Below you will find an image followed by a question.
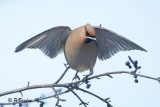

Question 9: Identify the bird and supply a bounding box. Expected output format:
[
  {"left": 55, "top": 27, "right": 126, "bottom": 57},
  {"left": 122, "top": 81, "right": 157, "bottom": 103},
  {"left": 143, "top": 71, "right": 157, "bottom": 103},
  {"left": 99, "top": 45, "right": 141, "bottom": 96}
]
[{"left": 15, "top": 23, "right": 147, "bottom": 77}]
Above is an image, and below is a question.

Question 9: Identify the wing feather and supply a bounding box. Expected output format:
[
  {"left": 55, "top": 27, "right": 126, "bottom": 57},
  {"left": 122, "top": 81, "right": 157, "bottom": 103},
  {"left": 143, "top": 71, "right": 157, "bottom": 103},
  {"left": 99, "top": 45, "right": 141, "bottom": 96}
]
[
  {"left": 15, "top": 26, "right": 71, "bottom": 58},
  {"left": 94, "top": 26, "right": 147, "bottom": 60}
]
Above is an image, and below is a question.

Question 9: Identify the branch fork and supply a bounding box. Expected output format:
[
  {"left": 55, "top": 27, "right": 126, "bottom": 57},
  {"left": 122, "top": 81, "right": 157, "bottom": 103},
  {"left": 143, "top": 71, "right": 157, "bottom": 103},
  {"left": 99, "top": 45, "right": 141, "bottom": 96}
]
[{"left": 0, "top": 56, "right": 159, "bottom": 107}]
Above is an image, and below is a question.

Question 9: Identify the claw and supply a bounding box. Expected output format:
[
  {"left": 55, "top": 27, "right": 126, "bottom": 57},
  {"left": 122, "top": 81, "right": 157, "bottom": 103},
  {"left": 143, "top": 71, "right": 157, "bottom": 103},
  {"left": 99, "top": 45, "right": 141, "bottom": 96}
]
[{"left": 83, "top": 69, "right": 93, "bottom": 83}]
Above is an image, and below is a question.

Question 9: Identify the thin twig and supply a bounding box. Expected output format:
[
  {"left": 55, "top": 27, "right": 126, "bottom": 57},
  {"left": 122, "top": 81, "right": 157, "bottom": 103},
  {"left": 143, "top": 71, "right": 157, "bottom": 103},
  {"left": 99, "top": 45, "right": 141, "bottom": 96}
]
[
  {"left": 1, "top": 57, "right": 156, "bottom": 106},
  {"left": 0, "top": 89, "right": 70, "bottom": 105},
  {"left": 0, "top": 71, "right": 159, "bottom": 97},
  {"left": 78, "top": 88, "right": 112, "bottom": 107},
  {"left": 51, "top": 87, "right": 65, "bottom": 106},
  {"left": 0, "top": 70, "right": 159, "bottom": 106},
  {"left": 87, "top": 71, "right": 160, "bottom": 82},
  {"left": 54, "top": 66, "right": 70, "bottom": 84},
  {"left": 67, "top": 87, "right": 88, "bottom": 107},
  {"left": 20, "top": 91, "right": 23, "bottom": 97},
  {"left": 27, "top": 81, "right": 30, "bottom": 87}
]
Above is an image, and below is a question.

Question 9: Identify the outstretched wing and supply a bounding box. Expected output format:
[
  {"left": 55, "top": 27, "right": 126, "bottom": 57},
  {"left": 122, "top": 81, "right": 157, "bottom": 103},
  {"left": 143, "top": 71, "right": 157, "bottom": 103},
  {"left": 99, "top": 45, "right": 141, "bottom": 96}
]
[
  {"left": 94, "top": 26, "right": 147, "bottom": 60},
  {"left": 15, "top": 26, "right": 71, "bottom": 58}
]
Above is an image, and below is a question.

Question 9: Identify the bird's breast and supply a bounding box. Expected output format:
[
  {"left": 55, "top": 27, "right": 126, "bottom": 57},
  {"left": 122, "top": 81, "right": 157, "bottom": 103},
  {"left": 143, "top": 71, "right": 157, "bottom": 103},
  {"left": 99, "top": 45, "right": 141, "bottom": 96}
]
[{"left": 64, "top": 28, "right": 97, "bottom": 72}]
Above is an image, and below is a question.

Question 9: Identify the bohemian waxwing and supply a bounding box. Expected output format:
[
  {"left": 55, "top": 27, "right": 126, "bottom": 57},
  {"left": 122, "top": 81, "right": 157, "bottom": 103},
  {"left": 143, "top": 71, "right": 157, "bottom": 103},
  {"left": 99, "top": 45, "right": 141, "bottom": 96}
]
[{"left": 15, "top": 23, "right": 147, "bottom": 76}]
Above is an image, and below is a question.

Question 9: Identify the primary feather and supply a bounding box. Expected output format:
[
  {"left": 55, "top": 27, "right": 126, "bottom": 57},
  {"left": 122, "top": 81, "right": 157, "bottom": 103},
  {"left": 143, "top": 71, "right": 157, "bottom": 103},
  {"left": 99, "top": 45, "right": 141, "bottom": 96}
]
[
  {"left": 15, "top": 26, "right": 71, "bottom": 58},
  {"left": 94, "top": 26, "right": 147, "bottom": 60}
]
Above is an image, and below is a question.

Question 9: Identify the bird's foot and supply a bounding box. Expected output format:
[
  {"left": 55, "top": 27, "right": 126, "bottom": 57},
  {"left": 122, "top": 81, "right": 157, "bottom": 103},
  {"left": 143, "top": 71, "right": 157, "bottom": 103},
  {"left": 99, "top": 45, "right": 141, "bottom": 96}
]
[
  {"left": 64, "top": 63, "right": 69, "bottom": 68},
  {"left": 83, "top": 70, "right": 93, "bottom": 83},
  {"left": 72, "top": 71, "right": 80, "bottom": 81}
]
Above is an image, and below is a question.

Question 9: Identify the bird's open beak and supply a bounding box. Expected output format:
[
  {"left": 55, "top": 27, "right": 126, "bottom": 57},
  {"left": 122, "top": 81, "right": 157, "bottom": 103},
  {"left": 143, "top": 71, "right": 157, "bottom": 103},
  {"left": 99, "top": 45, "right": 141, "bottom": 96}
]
[{"left": 87, "top": 37, "right": 97, "bottom": 41}]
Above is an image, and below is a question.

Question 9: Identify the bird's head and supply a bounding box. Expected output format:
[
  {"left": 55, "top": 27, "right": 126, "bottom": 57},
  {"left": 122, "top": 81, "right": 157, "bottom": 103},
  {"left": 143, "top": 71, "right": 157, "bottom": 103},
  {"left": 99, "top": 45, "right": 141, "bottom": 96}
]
[{"left": 84, "top": 23, "right": 96, "bottom": 44}]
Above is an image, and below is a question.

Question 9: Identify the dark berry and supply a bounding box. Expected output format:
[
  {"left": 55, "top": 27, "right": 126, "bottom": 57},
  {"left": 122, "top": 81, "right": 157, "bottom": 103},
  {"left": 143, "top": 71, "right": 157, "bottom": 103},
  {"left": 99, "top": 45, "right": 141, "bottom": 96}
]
[
  {"left": 86, "top": 84, "right": 91, "bottom": 89},
  {"left": 129, "top": 65, "right": 132, "bottom": 69},
  {"left": 107, "top": 103, "right": 111, "bottom": 107},
  {"left": 40, "top": 102, "right": 44, "bottom": 107},
  {"left": 135, "top": 79, "right": 138, "bottom": 83},
  {"left": 19, "top": 103, "right": 22, "bottom": 107},
  {"left": 125, "top": 61, "right": 130, "bottom": 66},
  {"left": 133, "top": 60, "right": 138, "bottom": 68}
]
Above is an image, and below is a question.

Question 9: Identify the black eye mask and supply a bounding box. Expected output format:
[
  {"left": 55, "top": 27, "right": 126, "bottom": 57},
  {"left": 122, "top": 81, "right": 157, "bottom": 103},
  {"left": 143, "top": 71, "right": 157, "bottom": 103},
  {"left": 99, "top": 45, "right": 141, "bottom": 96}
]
[{"left": 84, "top": 38, "right": 92, "bottom": 43}]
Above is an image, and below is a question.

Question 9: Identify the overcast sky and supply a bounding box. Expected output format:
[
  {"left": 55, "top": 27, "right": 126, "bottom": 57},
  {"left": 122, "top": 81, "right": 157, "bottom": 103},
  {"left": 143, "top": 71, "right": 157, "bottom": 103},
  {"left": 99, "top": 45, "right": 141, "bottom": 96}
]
[{"left": 0, "top": 0, "right": 160, "bottom": 107}]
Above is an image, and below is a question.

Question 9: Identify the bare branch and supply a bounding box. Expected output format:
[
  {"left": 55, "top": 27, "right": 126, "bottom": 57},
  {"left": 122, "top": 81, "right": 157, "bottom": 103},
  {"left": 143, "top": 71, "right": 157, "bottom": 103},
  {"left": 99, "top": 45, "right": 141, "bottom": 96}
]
[
  {"left": 0, "top": 63, "right": 159, "bottom": 106},
  {"left": 20, "top": 91, "right": 23, "bottom": 97},
  {"left": 0, "top": 70, "right": 159, "bottom": 98},
  {"left": 67, "top": 87, "right": 88, "bottom": 107},
  {"left": 51, "top": 87, "right": 66, "bottom": 106},
  {"left": 0, "top": 89, "right": 70, "bottom": 105},
  {"left": 78, "top": 88, "right": 112, "bottom": 107},
  {"left": 54, "top": 66, "right": 70, "bottom": 84}
]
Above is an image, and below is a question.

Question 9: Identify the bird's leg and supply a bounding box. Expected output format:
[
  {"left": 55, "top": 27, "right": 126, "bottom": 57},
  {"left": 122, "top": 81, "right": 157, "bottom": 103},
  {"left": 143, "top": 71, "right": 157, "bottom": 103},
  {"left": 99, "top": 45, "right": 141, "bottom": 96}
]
[
  {"left": 64, "top": 63, "right": 69, "bottom": 68},
  {"left": 83, "top": 69, "right": 93, "bottom": 83},
  {"left": 72, "top": 70, "right": 80, "bottom": 81},
  {"left": 87, "top": 70, "right": 93, "bottom": 77}
]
